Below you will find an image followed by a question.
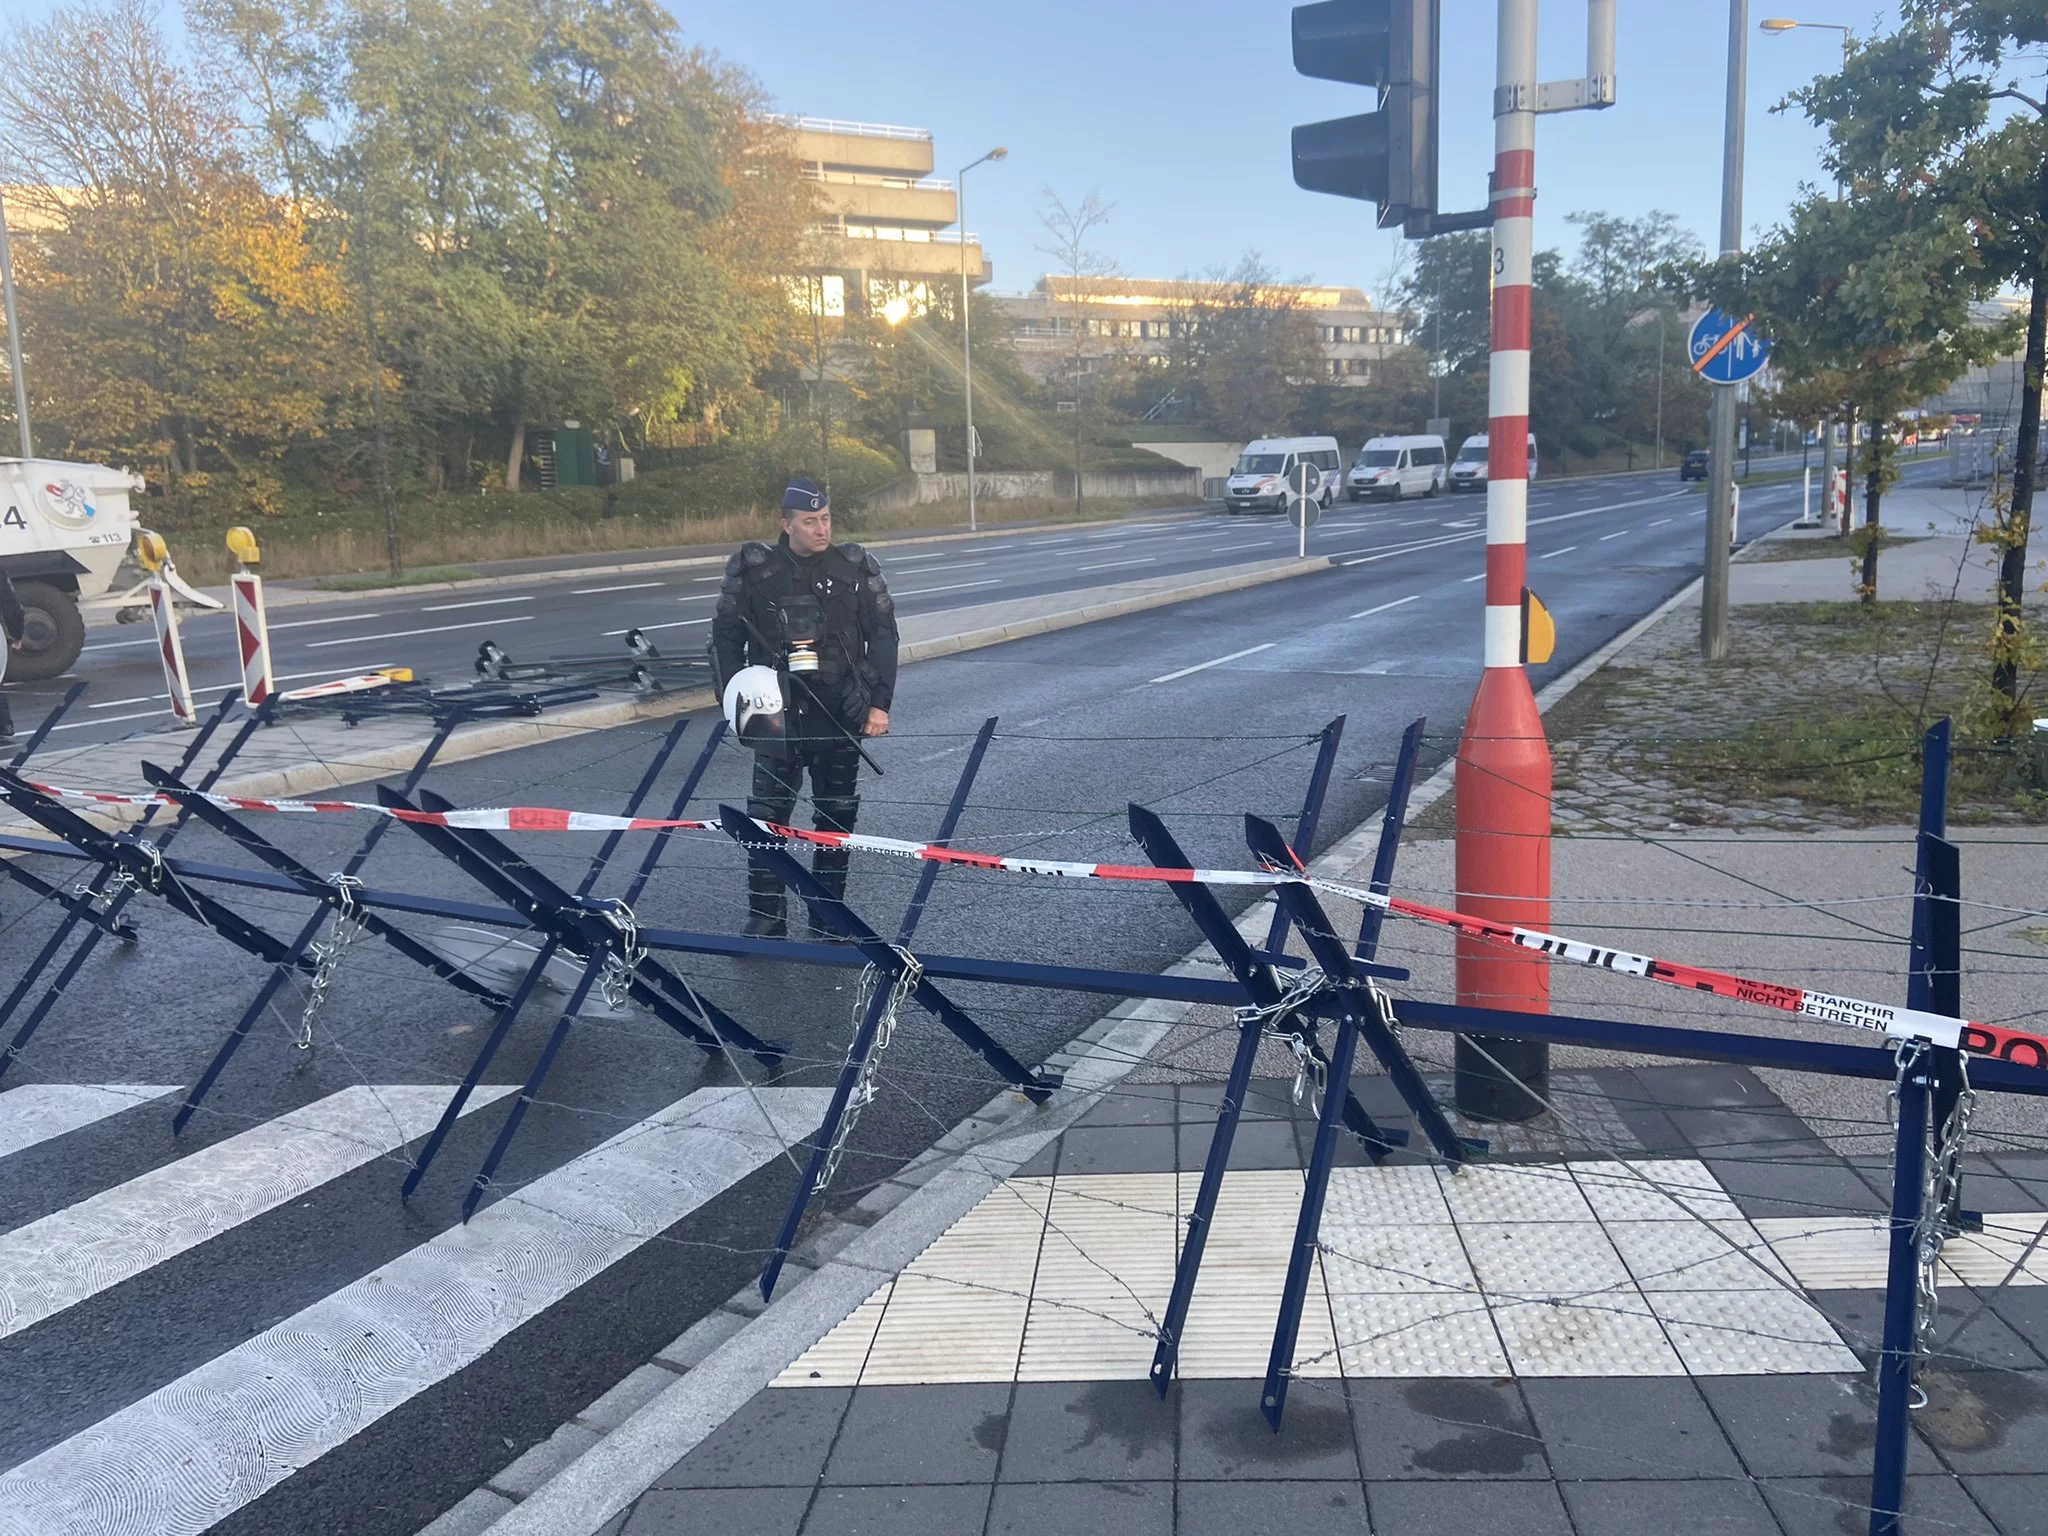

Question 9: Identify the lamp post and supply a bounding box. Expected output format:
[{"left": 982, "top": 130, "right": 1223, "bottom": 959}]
[
  {"left": 1702, "top": 0, "right": 1748, "bottom": 663},
  {"left": 957, "top": 146, "right": 1007, "bottom": 532},
  {"left": 1761, "top": 19, "right": 1851, "bottom": 195}
]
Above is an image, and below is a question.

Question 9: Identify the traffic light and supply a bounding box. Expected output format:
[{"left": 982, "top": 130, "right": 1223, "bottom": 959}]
[{"left": 1290, "top": 0, "right": 1438, "bottom": 231}]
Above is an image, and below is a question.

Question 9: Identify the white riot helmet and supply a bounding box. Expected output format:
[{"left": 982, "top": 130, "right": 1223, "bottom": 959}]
[{"left": 722, "top": 664, "right": 786, "bottom": 746}]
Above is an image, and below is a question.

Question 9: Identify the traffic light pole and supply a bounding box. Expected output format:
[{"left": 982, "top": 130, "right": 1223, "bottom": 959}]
[{"left": 1452, "top": 0, "right": 1551, "bottom": 1120}]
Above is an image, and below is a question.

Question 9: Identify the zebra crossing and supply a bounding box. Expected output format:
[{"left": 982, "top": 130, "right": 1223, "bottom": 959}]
[{"left": 0, "top": 1081, "right": 831, "bottom": 1536}]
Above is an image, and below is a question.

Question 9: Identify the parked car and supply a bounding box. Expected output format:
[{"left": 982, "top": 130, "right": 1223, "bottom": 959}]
[
  {"left": 1346, "top": 434, "right": 1447, "bottom": 501},
  {"left": 1680, "top": 449, "right": 1709, "bottom": 481},
  {"left": 1446, "top": 432, "right": 1539, "bottom": 493},
  {"left": 1224, "top": 436, "right": 1342, "bottom": 513}
]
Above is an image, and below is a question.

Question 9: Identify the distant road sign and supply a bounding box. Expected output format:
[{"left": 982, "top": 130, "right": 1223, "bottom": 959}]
[
  {"left": 1287, "top": 494, "right": 1321, "bottom": 530},
  {"left": 1688, "top": 308, "right": 1770, "bottom": 385},
  {"left": 1285, "top": 462, "right": 1319, "bottom": 498}
]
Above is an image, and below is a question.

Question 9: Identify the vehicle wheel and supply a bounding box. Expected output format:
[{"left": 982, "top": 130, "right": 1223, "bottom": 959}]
[
  {"left": 9, "top": 581, "right": 86, "bottom": 681},
  {"left": 1348, "top": 491, "right": 1362, "bottom": 502},
  {"left": 1390, "top": 480, "right": 1403, "bottom": 502},
  {"left": 1425, "top": 477, "right": 1439, "bottom": 499}
]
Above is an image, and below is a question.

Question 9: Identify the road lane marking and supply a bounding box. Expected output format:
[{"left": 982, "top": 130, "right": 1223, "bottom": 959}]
[
  {"left": 304, "top": 615, "right": 534, "bottom": 648},
  {"left": 881, "top": 551, "right": 953, "bottom": 562},
  {"left": 0, "top": 1086, "right": 518, "bottom": 1341},
  {"left": 1599, "top": 530, "right": 1629, "bottom": 541},
  {"left": 894, "top": 578, "right": 1003, "bottom": 598},
  {"left": 419, "top": 596, "right": 535, "bottom": 613},
  {"left": 603, "top": 618, "right": 709, "bottom": 636},
  {"left": 569, "top": 581, "right": 665, "bottom": 595},
  {"left": 0, "top": 1087, "right": 830, "bottom": 1536},
  {"left": 270, "top": 612, "right": 385, "bottom": 631},
  {"left": 908, "top": 561, "right": 989, "bottom": 575},
  {"left": 1649, "top": 518, "right": 1671, "bottom": 526},
  {"left": 1463, "top": 573, "right": 1486, "bottom": 582},
  {"left": 1206, "top": 542, "right": 1279, "bottom": 554},
  {"left": 1350, "top": 594, "right": 1421, "bottom": 619},
  {"left": 1076, "top": 558, "right": 1156, "bottom": 573},
  {"left": 1149, "top": 642, "right": 1276, "bottom": 684},
  {"left": 1540, "top": 546, "right": 1578, "bottom": 559},
  {"left": 0, "top": 1085, "right": 175, "bottom": 1161}
]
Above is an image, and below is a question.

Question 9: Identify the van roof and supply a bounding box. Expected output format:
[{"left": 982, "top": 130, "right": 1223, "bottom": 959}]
[{"left": 1243, "top": 436, "right": 1338, "bottom": 449}]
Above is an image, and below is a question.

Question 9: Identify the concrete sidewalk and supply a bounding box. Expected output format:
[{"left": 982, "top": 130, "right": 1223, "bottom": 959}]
[
  {"left": 1720, "top": 482, "right": 2017, "bottom": 607},
  {"left": 2, "top": 556, "right": 1326, "bottom": 839}
]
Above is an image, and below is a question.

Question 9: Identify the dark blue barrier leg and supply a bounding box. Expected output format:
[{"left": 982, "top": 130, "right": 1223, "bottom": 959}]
[
  {"left": 760, "top": 717, "right": 1000, "bottom": 1301},
  {"left": 1354, "top": 717, "right": 1425, "bottom": 963},
  {"left": 1262, "top": 715, "right": 1345, "bottom": 960},
  {"left": 1870, "top": 1045, "right": 1933, "bottom": 1536}
]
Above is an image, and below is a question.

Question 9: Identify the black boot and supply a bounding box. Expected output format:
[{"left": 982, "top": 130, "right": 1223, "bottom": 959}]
[
  {"left": 745, "top": 872, "right": 787, "bottom": 939},
  {"left": 806, "top": 850, "right": 853, "bottom": 941}
]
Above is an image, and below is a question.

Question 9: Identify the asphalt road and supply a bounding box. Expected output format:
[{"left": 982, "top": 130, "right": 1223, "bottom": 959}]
[
  {"left": 0, "top": 460, "right": 1923, "bottom": 1536},
  {"left": 17, "top": 461, "right": 1808, "bottom": 749}
]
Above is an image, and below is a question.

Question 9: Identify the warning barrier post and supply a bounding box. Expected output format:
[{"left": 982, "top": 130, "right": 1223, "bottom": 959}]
[
  {"left": 1455, "top": 0, "right": 1552, "bottom": 1121},
  {"left": 230, "top": 571, "right": 273, "bottom": 707},
  {"left": 147, "top": 573, "right": 198, "bottom": 725}
]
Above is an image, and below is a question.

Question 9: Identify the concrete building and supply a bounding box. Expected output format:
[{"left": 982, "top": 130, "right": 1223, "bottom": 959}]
[
  {"left": 991, "top": 276, "right": 1413, "bottom": 387},
  {"left": 772, "top": 116, "right": 989, "bottom": 320}
]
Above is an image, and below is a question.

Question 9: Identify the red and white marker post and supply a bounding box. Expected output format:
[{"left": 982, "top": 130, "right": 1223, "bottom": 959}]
[
  {"left": 148, "top": 574, "right": 198, "bottom": 726},
  {"left": 1453, "top": 0, "right": 1551, "bottom": 1119},
  {"left": 231, "top": 571, "right": 273, "bottom": 707}
]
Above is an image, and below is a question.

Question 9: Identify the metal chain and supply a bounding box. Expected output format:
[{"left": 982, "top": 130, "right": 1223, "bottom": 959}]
[
  {"left": 817, "top": 946, "right": 924, "bottom": 1193},
  {"left": 1915, "top": 1051, "right": 1977, "bottom": 1364},
  {"left": 595, "top": 899, "right": 645, "bottom": 1011},
  {"left": 1231, "top": 966, "right": 1331, "bottom": 1113},
  {"left": 295, "top": 875, "right": 366, "bottom": 1051}
]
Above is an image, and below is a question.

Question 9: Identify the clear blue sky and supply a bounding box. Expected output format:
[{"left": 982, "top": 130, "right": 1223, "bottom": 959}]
[{"left": 681, "top": 0, "right": 1888, "bottom": 304}]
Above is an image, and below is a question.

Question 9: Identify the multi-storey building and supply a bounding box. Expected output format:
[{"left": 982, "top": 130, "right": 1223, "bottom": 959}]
[
  {"left": 772, "top": 116, "right": 990, "bottom": 321},
  {"left": 991, "top": 276, "right": 1412, "bottom": 387}
]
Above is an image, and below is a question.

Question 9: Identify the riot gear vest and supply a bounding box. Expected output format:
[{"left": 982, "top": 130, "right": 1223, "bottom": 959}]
[{"left": 709, "top": 535, "right": 899, "bottom": 732}]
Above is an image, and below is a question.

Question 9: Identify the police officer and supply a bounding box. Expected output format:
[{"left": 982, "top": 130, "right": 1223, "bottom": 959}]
[
  {"left": 710, "top": 477, "right": 898, "bottom": 937},
  {"left": 0, "top": 567, "right": 25, "bottom": 746}
]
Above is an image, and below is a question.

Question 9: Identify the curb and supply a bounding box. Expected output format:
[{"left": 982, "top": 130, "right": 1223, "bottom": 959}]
[{"left": 92, "top": 506, "right": 1212, "bottom": 623}]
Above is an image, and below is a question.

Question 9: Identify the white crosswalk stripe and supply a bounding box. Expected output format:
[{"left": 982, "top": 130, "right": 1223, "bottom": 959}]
[
  {"left": 0, "top": 1085, "right": 826, "bottom": 1536},
  {"left": 0, "top": 1085, "right": 177, "bottom": 1161},
  {"left": 0, "top": 1086, "right": 518, "bottom": 1340}
]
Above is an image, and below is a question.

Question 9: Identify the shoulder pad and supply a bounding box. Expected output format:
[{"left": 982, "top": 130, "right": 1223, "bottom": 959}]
[
  {"left": 832, "top": 541, "right": 882, "bottom": 575},
  {"left": 738, "top": 541, "right": 772, "bottom": 569}
]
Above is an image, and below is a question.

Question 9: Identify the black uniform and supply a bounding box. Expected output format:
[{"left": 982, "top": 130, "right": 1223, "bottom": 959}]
[{"left": 709, "top": 535, "right": 899, "bottom": 932}]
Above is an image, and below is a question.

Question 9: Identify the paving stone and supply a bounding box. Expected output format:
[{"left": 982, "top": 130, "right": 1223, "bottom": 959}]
[
  {"left": 1368, "top": 1477, "right": 1572, "bottom": 1536},
  {"left": 1562, "top": 1479, "right": 1780, "bottom": 1535},
  {"left": 657, "top": 1387, "right": 849, "bottom": 1489},
  {"left": 1959, "top": 1473, "right": 2048, "bottom": 1535},
  {"left": 1758, "top": 1473, "right": 1998, "bottom": 1535},
  {"left": 624, "top": 1486, "right": 810, "bottom": 1535},
  {"left": 1182, "top": 1081, "right": 1292, "bottom": 1122},
  {"left": 656, "top": 1308, "right": 751, "bottom": 1372},
  {"left": 1987, "top": 1154, "right": 2048, "bottom": 1206},
  {"left": 799, "top": 1483, "right": 992, "bottom": 1535},
  {"left": 1632, "top": 1064, "right": 1786, "bottom": 1113},
  {"left": 822, "top": 1383, "right": 1010, "bottom": 1486},
  {"left": 1073, "top": 1084, "right": 1179, "bottom": 1127},
  {"left": 983, "top": 1479, "right": 1171, "bottom": 1535},
  {"left": 1809, "top": 1288, "right": 2048, "bottom": 1372},
  {"left": 1913, "top": 1369, "right": 2048, "bottom": 1475},
  {"left": 1014, "top": 1142, "right": 1060, "bottom": 1178},
  {"left": 999, "top": 1380, "right": 1175, "bottom": 1482},
  {"left": 1694, "top": 1375, "right": 1942, "bottom": 1478},
  {"left": 1705, "top": 1157, "right": 1890, "bottom": 1220},
  {"left": 1520, "top": 1377, "right": 1742, "bottom": 1479},
  {"left": 1985, "top": 1289, "right": 2048, "bottom": 1368},
  {"left": 488, "top": 1422, "right": 602, "bottom": 1499},
  {"left": 576, "top": 1363, "right": 675, "bottom": 1432},
  {"left": 415, "top": 1487, "right": 516, "bottom": 1536},
  {"left": 1671, "top": 1108, "right": 1830, "bottom": 1155},
  {"left": 1178, "top": 1479, "right": 1372, "bottom": 1535},
  {"left": 1057, "top": 1125, "right": 1178, "bottom": 1176},
  {"left": 1346, "top": 1378, "right": 1548, "bottom": 1481},
  {"left": 1179, "top": 1116, "right": 1303, "bottom": 1173},
  {"left": 594, "top": 1511, "right": 629, "bottom": 1536},
  {"left": 1179, "top": 1379, "right": 1361, "bottom": 1481}
]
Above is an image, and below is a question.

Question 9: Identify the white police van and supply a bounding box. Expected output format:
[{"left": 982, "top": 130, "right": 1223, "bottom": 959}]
[
  {"left": 1447, "top": 432, "right": 1540, "bottom": 493},
  {"left": 1224, "top": 436, "right": 1342, "bottom": 514},
  {"left": 1346, "top": 435, "right": 1447, "bottom": 500}
]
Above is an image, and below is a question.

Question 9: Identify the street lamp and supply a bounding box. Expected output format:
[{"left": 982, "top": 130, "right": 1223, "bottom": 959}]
[
  {"left": 957, "top": 146, "right": 1007, "bottom": 531},
  {"left": 1761, "top": 18, "right": 1852, "bottom": 193}
]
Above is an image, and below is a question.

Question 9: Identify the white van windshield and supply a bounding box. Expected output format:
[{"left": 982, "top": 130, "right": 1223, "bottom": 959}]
[
  {"left": 1238, "top": 453, "right": 1285, "bottom": 474},
  {"left": 1357, "top": 449, "right": 1399, "bottom": 468},
  {"left": 1454, "top": 444, "right": 1486, "bottom": 463}
]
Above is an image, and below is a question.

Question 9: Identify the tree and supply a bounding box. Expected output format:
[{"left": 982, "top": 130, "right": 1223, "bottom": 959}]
[
  {"left": 1158, "top": 256, "right": 1324, "bottom": 440},
  {"left": 0, "top": 0, "right": 373, "bottom": 512},
  {"left": 1036, "top": 188, "right": 1115, "bottom": 514},
  {"left": 1792, "top": 7, "right": 2045, "bottom": 700}
]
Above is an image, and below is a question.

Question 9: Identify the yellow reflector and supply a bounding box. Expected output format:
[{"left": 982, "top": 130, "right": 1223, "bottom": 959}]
[
  {"left": 378, "top": 668, "right": 415, "bottom": 683},
  {"left": 1521, "top": 588, "right": 1555, "bottom": 665},
  {"left": 136, "top": 531, "right": 168, "bottom": 571},
  {"left": 225, "top": 526, "right": 262, "bottom": 566}
]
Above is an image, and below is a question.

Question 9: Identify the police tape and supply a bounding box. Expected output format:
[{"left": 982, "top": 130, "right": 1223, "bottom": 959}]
[{"left": 18, "top": 779, "right": 2045, "bottom": 1069}]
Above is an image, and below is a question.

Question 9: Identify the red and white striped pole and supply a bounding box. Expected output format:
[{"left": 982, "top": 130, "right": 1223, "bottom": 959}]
[
  {"left": 231, "top": 571, "right": 273, "bottom": 707},
  {"left": 148, "top": 573, "right": 198, "bottom": 726},
  {"left": 1453, "top": 0, "right": 1552, "bottom": 1119}
]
